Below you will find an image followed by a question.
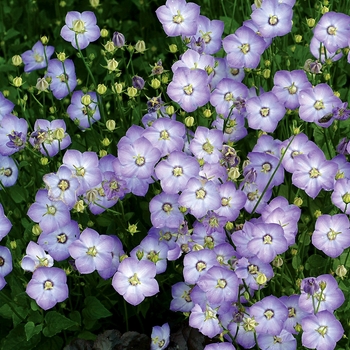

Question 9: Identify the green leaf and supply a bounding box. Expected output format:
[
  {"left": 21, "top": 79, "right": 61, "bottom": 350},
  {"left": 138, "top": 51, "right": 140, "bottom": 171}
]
[
  {"left": 82, "top": 296, "right": 112, "bottom": 320},
  {"left": 36, "top": 335, "right": 64, "bottom": 350},
  {"left": 25, "top": 321, "right": 43, "bottom": 341},
  {"left": 305, "top": 254, "right": 328, "bottom": 275},
  {"left": 4, "top": 28, "right": 20, "bottom": 41},
  {"left": 7, "top": 185, "right": 28, "bottom": 203},
  {"left": 2, "top": 324, "right": 41, "bottom": 350},
  {"left": 42, "top": 311, "right": 77, "bottom": 337},
  {"left": 78, "top": 330, "right": 97, "bottom": 341}
]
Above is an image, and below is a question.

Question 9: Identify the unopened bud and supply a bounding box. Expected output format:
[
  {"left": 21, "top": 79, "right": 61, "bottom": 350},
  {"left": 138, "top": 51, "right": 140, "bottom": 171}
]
[
  {"left": 101, "top": 137, "right": 111, "bottom": 146},
  {"left": 106, "top": 119, "right": 116, "bottom": 131},
  {"left": 335, "top": 265, "right": 347, "bottom": 278},
  {"left": 169, "top": 44, "right": 177, "bottom": 53},
  {"left": 81, "top": 94, "right": 92, "bottom": 106},
  {"left": 100, "top": 28, "right": 109, "bottom": 38},
  {"left": 12, "top": 55, "right": 22, "bottom": 66},
  {"left": 99, "top": 149, "right": 107, "bottom": 157},
  {"left": 203, "top": 109, "right": 212, "bottom": 118},
  {"left": 307, "top": 18, "right": 316, "bottom": 27},
  {"left": 135, "top": 40, "right": 146, "bottom": 53},
  {"left": 127, "top": 86, "right": 137, "bottom": 98},
  {"left": 104, "top": 40, "right": 115, "bottom": 52},
  {"left": 32, "top": 224, "right": 42, "bottom": 236},
  {"left": 106, "top": 58, "right": 119, "bottom": 72},
  {"left": 40, "top": 36, "right": 49, "bottom": 45},
  {"left": 13, "top": 77, "right": 23, "bottom": 87},
  {"left": 166, "top": 105, "right": 175, "bottom": 116},
  {"left": 294, "top": 34, "right": 302, "bottom": 43},
  {"left": 184, "top": 116, "right": 194, "bottom": 127},
  {"left": 97, "top": 83, "right": 107, "bottom": 95},
  {"left": 57, "top": 52, "right": 67, "bottom": 61},
  {"left": 151, "top": 78, "right": 161, "bottom": 89},
  {"left": 74, "top": 200, "right": 85, "bottom": 213}
]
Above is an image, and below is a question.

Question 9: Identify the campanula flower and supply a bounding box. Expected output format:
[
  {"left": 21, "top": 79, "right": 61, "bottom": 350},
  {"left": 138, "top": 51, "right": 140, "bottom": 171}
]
[
  {"left": 26, "top": 267, "right": 68, "bottom": 310},
  {"left": 21, "top": 40, "right": 54, "bottom": 72},
  {"left": 0, "top": 246, "right": 12, "bottom": 290},
  {"left": 60, "top": 11, "right": 100, "bottom": 49}
]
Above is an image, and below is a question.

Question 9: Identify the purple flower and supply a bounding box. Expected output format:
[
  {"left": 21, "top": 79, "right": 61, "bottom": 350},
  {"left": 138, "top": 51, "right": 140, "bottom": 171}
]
[
  {"left": 246, "top": 92, "right": 285, "bottom": 133},
  {"left": 189, "top": 15, "right": 224, "bottom": 55},
  {"left": 312, "top": 214, "right": 350, "bottom": 258},
  {"left": 155, "top": 0, "right": 200, "bottom": 37},
  {"left": 29, "top": 119, "right": 71, "bottom": 157},
  {"left": 178, "top": 178, "right": 221, "bottom": 219},
  {"left": 251, "top": 0, "right": 293, "bottom": 38},
  {"left": 223, "top": 26, "right": 266, "bottom": 69},
  {"left": 298, "top": 83, "right": 342, "bottom": 127},
  {"left": 331, "top": 178, "right": 350, "bottom": 214},
  {"left": 301, "top": 277, "right": 320, "bottom": 296},
  {"left": 0, "top": 92, "right": 15, "bottom": 120},
  {"left": 112, "top": 257, "right": 159, "bottom": 306},
  {"left": 118, "top": 136, "right": 160, "bottom": 179},
  {"left": 280, "top": 133, "right": 320, "bottom": 173},
  {"left": 170, "top": 281, "right": 194, "bottom": 312},
  {"left": 151, "top": 323, "right": 170, "bottom": 350},
  {"left": 272, "top": 70, "right": 312, "bottom": 110},
  {"left": 142, "top": 118, "right": 185, "bottom": 157},
  {"left": 310, "top": 36, "right": 343, "bottom": 63},
  {"left": 67, "top": 91, "right": 101, "bottom": 129},
  {"left": 210, "top": 78, "right": 248, "bottom": 116},
  {"left": 98, "top": 235, "right": 124, "bottom": 280},
  {"left": 197, "top": 266, "right": 239, "bottom": 304},
  {"left": 313, "top": 11, "right": 350, "bottom": 53},
  {"left": 292, "top": 150, "right": 337, "bottom": 199},
  {"left": 132, "top": 75, "right": 145, "bottom": 90},
  {"left": 299, "top": 274, "right": 345, "bottom": 313},
  {"left": 149, "top": 192, "right": 183, "bottom": 229},
  {"left": 26, "top": 267, "right": 68, "bottom": 310},
  {"left": 257, "top": 329, "right": 296, "bottom": 350},
  {"left": 0, "top": 246, "right": 12, "bottom": 290},
  {"left": 38, "top": 220, "right": 79, "bottom": 261},
  {"left": 249, "top": 295, "right": 289, "bottom": 335},
  {"left": 167, "top": 67, "right": 210, "bottom": 112},
  {"left": 183, "top": 249, "right": 219, "bottom": 285},
  {"left": 189, "top": 303, "right": 223, "bottom": 338},
  {"left": 280, "top": 294, "right": 311, "bottom": 334},
  {"left": 60, "top": 11, "right": 100, "bottom": 50},
  {"left": 301, "top": 310, "right": 344, "bottom": 350},
  {"left": 21, "top": 241, "right": 54, "bottom": 272},
  {"left": 21, "top": 40, "right": 54, "bottom": 72},
  {"left": 0, "top": 154, "right": 18, "bottom": 188},
  {"left": 155, "top": 150, "right": 200, "bottom": 194},
  {"left": 0, "top": 204, "right": 11, "bottom": 241},
  {"left": 68, "top": 228, "right": 114, "bottom": 274},
  {"left": 43, "top": 165, "right": 80, "bottom": 209},
  {"left": 27, "top": 189, "right": 71, "bottom": 233},
  {"left": 204, "top": 344, "right": 236, "bottom": 350},
  {"left": 62, "top": 149, "right": 102, "bottom": 196},
  {"left": 46, "top": 59, "right": 77, "bottom": 100},
  {"left": 190, "top": 126, "right": 223, "bottom": 164},
  {"left": 130, "top": 236, "right": 169, "bottom": 274},
  {"left": 0, "top": 114, "right": 27, "bottom": 156}
]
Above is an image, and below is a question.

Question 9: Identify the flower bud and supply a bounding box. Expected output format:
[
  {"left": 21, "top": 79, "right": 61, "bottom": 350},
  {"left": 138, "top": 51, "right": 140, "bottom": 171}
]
[
  {"left": 36, "top": 77, "right": 49, "bottom": 91},
  {"left": 57, "top": 52, "right": 67, "bottom": 61},
  {"left": 101, "top": 137, "right": 111, "bottom": 146},
  {"left": 81, "top": 94, "right": 92, "bottom": 106},
  {"left": 132, "top": 75, "right": 145, "bottom": 90},
  {"left": 53, "top": 128, "right": 65, "bottom": 141},
  {"left": 184, "top": 116, "right": 194, "bottom": 127},
  {"left": 135, "top": 40, "right": 146, "bottom": 53},
  {"left": 169, "top": 44, "right": 178, "bottom": 53},
  {"left": 323, "top": 72, "right": 331, "bottom": 81},
  {"left": 104, "top": 40, "right": 115, "bottom": 52},
  {"left": 106, "top": 58, "right": 119, "bottom": 72},
  {"left": 74, "top": 200, "right": 85, "bottom": 213},
  {"left": 127, "top": 223, "right": 139, "bottom": 236},
  {"left": 263, "top": 69, "right": 270, "bottom": 79},
  {"left": 161, "top": 75, "right": 169, "bottom": 84},
  {"left": 307, "top": 18, "right": 316, "bottom": 27},
  {"left": 294, "top": 34, "right": 302, "bottom": 43},
  {"left": 112, "top": 32, "right": 125, "bottom": 48},
  {"left": 166, "top": 105, "right": 175, "bottom": 116},
  {"left": 293, "top": 197, "right": 303, "bottom": 207},
  {"left": 12, "top": 55, "right": 22, "bottom": 66},
  {"left": 321, "top": 6, "right": 329, "bottom": 14},
  {"left": 90, "top": 0, "right": 100, "bottom": 8},
  {"left": 106, "top": 119, "right": 116, "bottom": 131},
  {"left": 97, "top": 83, "right": 107, "bottom": 95},
  {"left": 114, "top": 82, "right": 123, "bottom": 94},
  {"left": 150, "top": 78, "right": 161, "bottom": 89},
  {"left": 203, "top": 109, "right": 212, "bottom": 118},
  {"left": 99, "top": 149, "right": 107, "bottom": 157},
  {"left": 225, "top": 221, "right": 234, "bottom": 231},
  {"left": 314, "top": 210, "right": 322, "bottom": 218},
  {"left": 40, "top": 36, "right": 49, "bottom": 45},
  {"left": 13, "top": 76, "right": 23, "bottom": 87},
  {"left": 127, "top": 86, "right": 138, "bottom": 98},
  {"left": 100, "top": 28, "right": 109, "bottom": 38},
  {"left": 272, "top": 256, "right": 283, "bottom": 268},
  {"left": 10, "top": 240, "right": 17, "bottom": 249},
  {"left": 39, "top": 157, "right": 49, "bottom": 165},
  {"left": 32, "top": 224, "right": 42, "bottom": 236},
  {"left": 335, "top": 265, "right": 347, "bottom": 279},
  {"left": 256, "top": 272, "right": 267, "bottom": 285}
]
